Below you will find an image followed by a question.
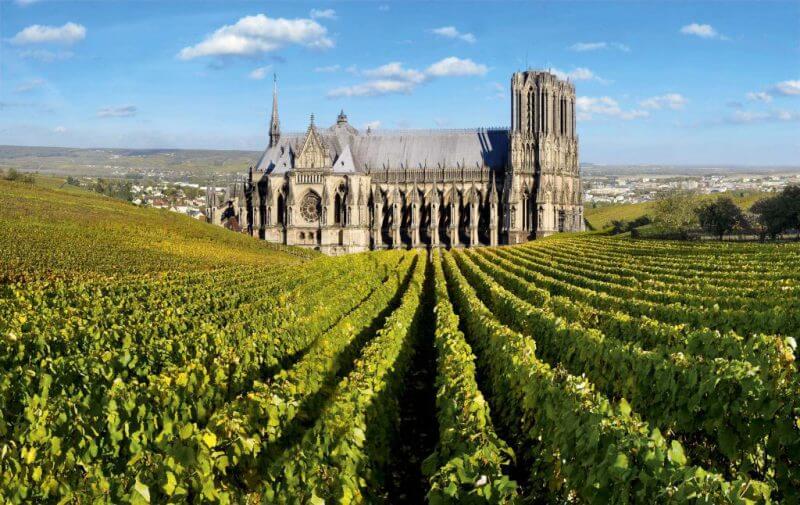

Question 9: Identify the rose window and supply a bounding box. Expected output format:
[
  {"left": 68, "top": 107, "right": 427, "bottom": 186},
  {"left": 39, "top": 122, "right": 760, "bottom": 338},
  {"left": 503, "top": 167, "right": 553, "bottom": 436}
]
[{"left": 300, "top": 191, "right": 321, "bottom": 222}]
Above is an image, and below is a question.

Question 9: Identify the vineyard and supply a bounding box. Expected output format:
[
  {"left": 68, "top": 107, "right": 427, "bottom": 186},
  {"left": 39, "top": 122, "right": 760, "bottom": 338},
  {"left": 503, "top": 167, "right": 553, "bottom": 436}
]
[
  {"left": 2, "top": 184, "right": 800, "bottom": 503},
  {"left": 0, "top": 179, "right": 311, "bottom": 283}
]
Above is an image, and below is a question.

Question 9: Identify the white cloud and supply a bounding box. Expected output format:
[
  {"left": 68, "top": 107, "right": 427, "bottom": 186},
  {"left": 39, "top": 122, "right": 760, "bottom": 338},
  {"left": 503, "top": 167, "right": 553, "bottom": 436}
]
[
  {"left": 727, "top": 109, "right": 800, "bottom": 124},
  {"left": 249, "top": 66, "right": 271, "bottom": 80},
  {"left": 15, "top": 78, "right": 45, "bottom": 93},
  {"left": 328, "top": 80, "right": 417, "bottom": 98},
  {"left": 178, "top": 14, "right": 333, "bottom": 60},
  {"left": 425, "top": 57, "right": 487, "bottom": 77},
  {"left": 54, "top": 126, "right": 67, "bottom": 133},
  {"left": 680, "top": 23, "right": 726, "bottom": 40},
  {"left": 364, "top": 62, "right": 426, "bottom": 83},
  {"left": 577, "top": 96, "right": 649, "bottom": 120},
  {"left": 431, "top": 26, "right": 476, "bottom": 44},
  {"left": 551, "top": 67, "right": 605, "bottom": 83},
  {"left": 97, "top": 105, "right": 137, "bottom": 118},
  {"left": 363, "top": 120, "right": 381, "bottom": 130},
  {"left": 569, "top": 41, "right": 629, "bottom": 52},
  {"left": 15, "top": 0, "right": 42, "bottom": 6},
  {"left": 314, "top": 64, "right": 341, "bottom": 73},
  {"left": 773, "top": 80, "right": 800, "bottom": 96},
  {"left": 310, "top": 9, "right": 336, "bottom": 20},
  {"left": 11, "top": 22, "right": 86, "bottom": 45},
  {"left": 328, "top": 57, "right": 487, "bottom": 98},
  {"left": 746, "top": 91, "right": 773, "bottom": 102},
  {"left": 640, "top": 93, "right": 687, "bottom": 110}
]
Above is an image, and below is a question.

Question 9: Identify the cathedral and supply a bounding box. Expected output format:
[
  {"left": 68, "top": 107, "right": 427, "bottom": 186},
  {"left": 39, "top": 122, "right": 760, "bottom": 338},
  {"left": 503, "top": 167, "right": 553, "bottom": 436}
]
[{"left": 206, "top": 70, "right": 584, "bottom": 255}]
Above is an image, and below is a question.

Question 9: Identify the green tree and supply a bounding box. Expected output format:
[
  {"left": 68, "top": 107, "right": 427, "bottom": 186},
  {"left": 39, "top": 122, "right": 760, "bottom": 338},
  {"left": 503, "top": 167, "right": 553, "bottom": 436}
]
[
  {"left": 695, "top": 197, "right": 745, "bottom": 241},
  {"left": 3, "top": 168, "right": 34, "bottom": 184},
  {"left": 652, "top": 191, "right": 699, "bottom": 239},
  {"left": 751, "top": 185, "right": 800, "bottom": 240},
  {"left": 783, "top": 185, "right": 800, "bottom": 234}
]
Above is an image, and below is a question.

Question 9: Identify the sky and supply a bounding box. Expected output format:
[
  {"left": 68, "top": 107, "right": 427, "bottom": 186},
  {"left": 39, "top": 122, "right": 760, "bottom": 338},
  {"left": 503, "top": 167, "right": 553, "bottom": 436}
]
[{"left": 1, "top": 0, "right": 799, "bottom": 165}]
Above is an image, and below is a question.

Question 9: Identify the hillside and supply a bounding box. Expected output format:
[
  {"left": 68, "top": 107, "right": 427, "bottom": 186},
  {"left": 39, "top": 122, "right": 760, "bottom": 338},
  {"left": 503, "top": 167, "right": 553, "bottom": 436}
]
[
  {"left": 3, "top": 234, "right": 799, "bottom": 502},
  {"left": 0, "top": 176, "right": 306, "bottom": 281},
  {"left": 584, "top": 190, "right": 771, "bottom": 230},
  {"left": 0, "top": 145, "right": 259, "bottom": 180}
]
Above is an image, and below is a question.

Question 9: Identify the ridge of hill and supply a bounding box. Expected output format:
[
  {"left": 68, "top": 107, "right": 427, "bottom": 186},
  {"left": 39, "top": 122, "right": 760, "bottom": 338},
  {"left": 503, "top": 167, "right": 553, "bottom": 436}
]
[{"left": 0, "top": 176, "right": 309, "bottom": 281}]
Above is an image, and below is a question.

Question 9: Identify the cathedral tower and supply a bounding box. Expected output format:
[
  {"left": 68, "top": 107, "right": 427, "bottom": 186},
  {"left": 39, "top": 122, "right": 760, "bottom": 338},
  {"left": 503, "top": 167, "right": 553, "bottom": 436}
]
[{"left": 504, "top": 70, "right": 582, "bottom": 242}]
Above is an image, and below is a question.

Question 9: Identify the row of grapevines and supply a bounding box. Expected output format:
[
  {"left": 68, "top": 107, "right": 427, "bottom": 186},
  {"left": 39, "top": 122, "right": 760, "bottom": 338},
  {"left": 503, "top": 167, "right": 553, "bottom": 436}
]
[
  {"left": 147, "top": 251, "right": 417, "bottom": 501},
  {"left": 533, "top": 239, "right": 799, "bottom": 293},
  {"left": 559, "top": 237, "right": 800, "bottom": 278},
  {"left": 512, "top": 244, "right": 797, "bottom": 315},
  {"left": 0, "top": 252, "right": 403, "bottom": 503},
  {"left": 262, "top": 251, "right": 427, "bottom": 503},
  {"left": 496, "top": 246, "right": 800, "bottom": 338},
  {"left": 454, "top": 249, "right": 799, "bottom": 499},
  {"left": 441, "top": 251, "right": 772, "bottom": 504},
  {"left": 0, "top": 265, "right": 291, "bottom": 373},
  {"left": 521, "top": 240, "right": 797, "bottom": 301},
  {"left": 473, "top": 248, "right": 796, "bottom": 374},
  {"left": 422, "top": 250, "right": 518, "bottom": 503},
  {"left": 0, "top": 256, "right": 358, "bottom": 445}
]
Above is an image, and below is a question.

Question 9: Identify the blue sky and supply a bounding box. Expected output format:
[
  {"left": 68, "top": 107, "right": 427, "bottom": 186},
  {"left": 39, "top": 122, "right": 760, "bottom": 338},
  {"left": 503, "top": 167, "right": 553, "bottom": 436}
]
[{"left": 1, "top": 0, "right": 798, "bottom": 164}]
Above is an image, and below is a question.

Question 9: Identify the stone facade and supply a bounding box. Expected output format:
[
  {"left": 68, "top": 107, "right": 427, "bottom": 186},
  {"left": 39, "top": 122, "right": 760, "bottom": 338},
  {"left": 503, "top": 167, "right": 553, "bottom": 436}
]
[{"left": 207, "top": 70, "right": 584, "bottom": 255}]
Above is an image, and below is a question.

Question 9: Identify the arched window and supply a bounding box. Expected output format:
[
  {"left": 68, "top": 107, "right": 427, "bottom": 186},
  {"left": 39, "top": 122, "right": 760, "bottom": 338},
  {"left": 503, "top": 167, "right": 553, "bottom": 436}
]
[
  {"left": 277, "top": 194, "right": 286, "bottom": 226},
  {"left": 334, "top": 193, "right": 343, "bottom": 225},
  {"left": 299, "top": 232, "right": 305, "bottom": 240},
  {"left": 527, "top": 88, "right": 534, "bottom": 133}
]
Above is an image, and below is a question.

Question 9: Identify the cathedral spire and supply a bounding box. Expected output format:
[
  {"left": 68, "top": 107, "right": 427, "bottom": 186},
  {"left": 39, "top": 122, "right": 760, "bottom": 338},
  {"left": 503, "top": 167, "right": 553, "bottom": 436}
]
[{"left": 269, "top": 73, "right": 280, "bottom": 148}]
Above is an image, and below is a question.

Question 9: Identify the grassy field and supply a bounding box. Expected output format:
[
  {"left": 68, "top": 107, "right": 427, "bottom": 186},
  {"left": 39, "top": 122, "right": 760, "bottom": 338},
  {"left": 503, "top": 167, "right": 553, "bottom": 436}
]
[
  {"left": 584, "top": 190, "right": 771, "bottom": 230},
  {"left": 0, "top": 176, "right": 306, "bottom": 281}
]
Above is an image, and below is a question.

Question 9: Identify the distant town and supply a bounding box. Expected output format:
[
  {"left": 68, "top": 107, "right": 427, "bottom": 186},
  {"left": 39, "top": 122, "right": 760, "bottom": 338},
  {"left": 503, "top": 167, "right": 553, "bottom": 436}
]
[{"left": 584, "top": 172, "right": 800, "bottom": 205}]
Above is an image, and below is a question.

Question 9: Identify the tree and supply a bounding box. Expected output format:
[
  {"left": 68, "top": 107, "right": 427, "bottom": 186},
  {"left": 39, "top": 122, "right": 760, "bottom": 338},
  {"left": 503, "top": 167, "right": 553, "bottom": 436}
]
[
  {"left": 694, "top": 197, "right": 745, "bottom": 240},
  {"left": 751, "top": 185, "right": 800, "bottom": 240},
  {"left": 782, "top": 185, "right": 800, "bottom": 235},
  {"left": 652, "top": 191, "right": 699, "bottom": 239},
  {"left": 3, "top": 168, "right": 34, "bottom": 184}
]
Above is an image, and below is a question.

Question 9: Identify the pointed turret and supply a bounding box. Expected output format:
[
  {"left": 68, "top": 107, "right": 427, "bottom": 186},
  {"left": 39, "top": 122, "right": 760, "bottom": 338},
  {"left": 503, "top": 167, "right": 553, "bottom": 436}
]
[
  {"left": 269, "top": 74, "right": 280, "bottom": 148},
  {"left": 322, "top": 181, "right": 330, "bottom": 205},
  {"left": 469, "top": 183, "right": 479, "bottom": 205},
  {"left": 489, "top": 171, "right": 499, "bottom": 204}
]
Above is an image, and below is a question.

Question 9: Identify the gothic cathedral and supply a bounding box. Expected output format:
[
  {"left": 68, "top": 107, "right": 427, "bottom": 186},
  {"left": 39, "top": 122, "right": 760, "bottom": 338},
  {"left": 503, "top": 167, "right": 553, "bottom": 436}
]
[{"left": 206, "top": 70, "right": 583, "bottom": 255}]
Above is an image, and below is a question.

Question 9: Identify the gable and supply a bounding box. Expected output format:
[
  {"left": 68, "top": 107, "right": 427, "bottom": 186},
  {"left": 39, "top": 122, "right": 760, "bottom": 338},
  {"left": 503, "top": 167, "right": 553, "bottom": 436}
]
[{"left": 295, "top": 124, "right": 329, "bottom": 170}]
